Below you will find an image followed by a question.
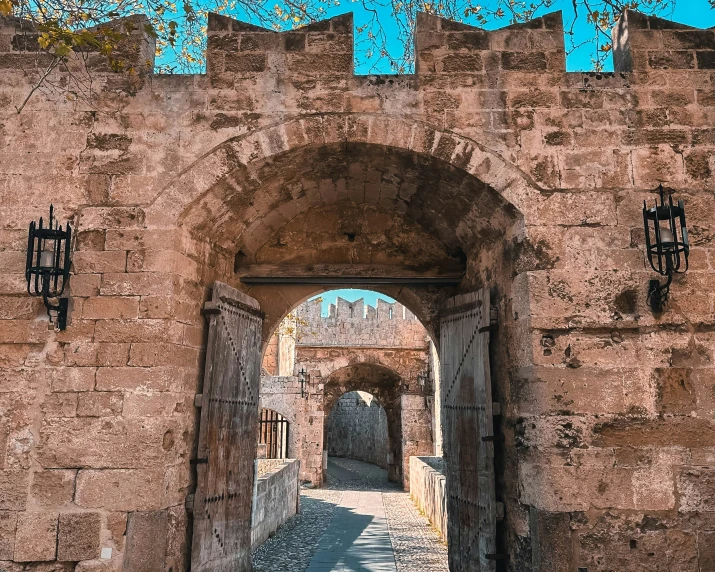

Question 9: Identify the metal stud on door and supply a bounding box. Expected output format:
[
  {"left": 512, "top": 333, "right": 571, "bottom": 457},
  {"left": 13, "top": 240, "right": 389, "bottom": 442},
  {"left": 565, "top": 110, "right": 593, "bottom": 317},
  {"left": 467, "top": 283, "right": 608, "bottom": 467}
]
[{"left": 440, "top": 290, "right": 497, "bottom": 571}]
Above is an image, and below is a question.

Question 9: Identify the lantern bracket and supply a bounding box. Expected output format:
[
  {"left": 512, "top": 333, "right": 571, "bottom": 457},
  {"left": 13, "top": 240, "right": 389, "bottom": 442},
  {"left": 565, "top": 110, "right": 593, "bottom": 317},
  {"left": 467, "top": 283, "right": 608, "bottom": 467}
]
[
  {"left": 26, "top": 205, "right": 72, "bottom": 330},
  {"left": 642, "top": 185, "right": 689, "bottom": 314}
]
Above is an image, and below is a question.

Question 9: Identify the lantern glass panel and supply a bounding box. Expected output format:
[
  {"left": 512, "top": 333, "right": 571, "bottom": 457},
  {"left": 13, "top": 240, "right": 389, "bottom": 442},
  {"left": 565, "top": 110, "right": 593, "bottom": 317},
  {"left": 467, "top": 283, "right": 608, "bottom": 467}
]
[{"left": 40, "top": 244, "right": 55, "bottom": 269}]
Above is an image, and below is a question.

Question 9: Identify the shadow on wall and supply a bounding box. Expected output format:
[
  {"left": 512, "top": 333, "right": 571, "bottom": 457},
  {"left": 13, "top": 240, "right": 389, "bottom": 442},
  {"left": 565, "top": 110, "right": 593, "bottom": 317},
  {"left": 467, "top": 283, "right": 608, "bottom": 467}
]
[{"left": 327, "top": 391, "right": 389, "bottom": 468}]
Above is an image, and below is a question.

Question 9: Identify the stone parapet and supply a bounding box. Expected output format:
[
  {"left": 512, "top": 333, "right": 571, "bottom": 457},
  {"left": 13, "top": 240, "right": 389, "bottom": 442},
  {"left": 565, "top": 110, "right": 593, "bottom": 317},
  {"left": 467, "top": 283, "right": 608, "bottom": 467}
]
[
  {"left": 409, "top": 456, "right": 447, "bottom": 542},
  {"left": 251, "top": 459, "right": 301, "bottom": 548},
  {"left": 295, "top": 297, "right": 429, "bottom": 348},
  {"left": 613, "top": 10, "right": 715, "bottom": 72}
]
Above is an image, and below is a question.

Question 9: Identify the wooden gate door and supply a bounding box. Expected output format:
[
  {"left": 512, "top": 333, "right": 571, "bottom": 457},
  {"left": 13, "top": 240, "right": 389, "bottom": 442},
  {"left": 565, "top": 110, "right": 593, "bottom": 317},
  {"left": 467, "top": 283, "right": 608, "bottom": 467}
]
[
  {"left": 191, "top": 282, "right": 264, "bottom": 572},
  {"left": 440, "top": 290, "right": 496, "bottom": 571}
]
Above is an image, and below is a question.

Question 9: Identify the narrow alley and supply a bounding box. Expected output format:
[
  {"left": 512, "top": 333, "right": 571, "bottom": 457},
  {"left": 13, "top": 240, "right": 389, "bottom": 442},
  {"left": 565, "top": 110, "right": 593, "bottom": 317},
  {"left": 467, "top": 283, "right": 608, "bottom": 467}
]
[{"left": 252, "top": 458, "right": 448, "bottom": 572}]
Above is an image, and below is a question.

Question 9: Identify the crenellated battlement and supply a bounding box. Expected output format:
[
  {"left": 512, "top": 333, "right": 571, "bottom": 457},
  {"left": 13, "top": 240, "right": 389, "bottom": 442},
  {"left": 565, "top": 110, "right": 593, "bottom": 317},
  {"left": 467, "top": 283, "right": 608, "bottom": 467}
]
[
  {"left": 612, "top": 10, "right": 715, "bottom": 72},
  {"left": 206, "top": 12, "right": 354, "bottom": 78},
  {"left": 415, "top": 11, "right": 566, "bottom": 75},
  {"left": 2, "top": 8, "right": 714, "bottom": 80},
  {"left": 299, "top": 297, "right": 417, "bottom": 321},
  {"left": 295, "top": 297, "right": 428, "bottom": 348}
]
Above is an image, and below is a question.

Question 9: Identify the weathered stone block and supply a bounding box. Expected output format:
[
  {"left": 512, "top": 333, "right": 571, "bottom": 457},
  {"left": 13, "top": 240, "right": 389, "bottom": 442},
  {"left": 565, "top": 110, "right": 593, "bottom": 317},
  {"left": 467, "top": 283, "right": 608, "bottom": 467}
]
[
  {"left": 122, "top": 393, "right": 190, "bottom": 417},
  {"left": 677, "top": 467, "right": 715, "bottom": 511},
  {"left": 123, "top": 510, "right": 168, "bottom": 572},
  {"left": 76, "top": 392, "right": 123, "bottom": 417},
  {"left": 73, "top": 251, "right": 127, "bottom": 274},
  {"left": 94, "top": 318, "right": 183, "bottom": 344},
  {"left": 0, "top": 511, "right": 16, "bottom": 559},
  {"left": 94, "top": 366, "right": 174, "bottom": 391},
  {"left": 107, "top": 512, "right": 127, "bottom": 550},
  {"left": 81, "top": 297, "right": 139, "bottom": 320},
  {"left": 655, "top": 367, "right": 696, "bottom": 414},
  {"left": 49, "top": 368, "right": 97, "bottom": 392},
  {"left": 648, "top": 50, "right": 695, "bottom": 69},
  {"left": 41, "top": 393, "right": 78, "bottom": 418},
  {"left": 519, "top": 463, "right": 634, "bottom": 511},
  {"left": 57, "top": 512, "right": 101, "bottom": 561},
  {"left": 530, "top": 509, "right": 572, "bottom": 572},
  {"left": 593, "top": 418, "right": 715, "bottom": 449},
  {"left": 37, "top": 417, "right": 171, "bottom": 469},
  {"left": 31, "top": 470, "right": 76, "bottom": 508},
  {"left": 75, "top": 469, "right": 164, "bottom": 511},
  {"left": 14, "top": 511, "right": 58, "bottom": 561},
  {"left": 0, "top": 470, "right": 28, "bottom": 510}
]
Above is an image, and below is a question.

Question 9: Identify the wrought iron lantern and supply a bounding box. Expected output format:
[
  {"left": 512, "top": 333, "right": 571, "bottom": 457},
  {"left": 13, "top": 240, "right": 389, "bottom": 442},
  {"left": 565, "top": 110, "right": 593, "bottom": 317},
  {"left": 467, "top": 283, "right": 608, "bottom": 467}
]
[
  {"left": 643, "top": 185, "right": 689, "bottom": 313},
  {"left": 26, "top": 205, "right": 72, "bottom": 330},
  {"left": 298, "top": 367, "right": 309, "bottom": 398},
  {"left": 417, "top": 366, "right": 430, "bottom": 392}
]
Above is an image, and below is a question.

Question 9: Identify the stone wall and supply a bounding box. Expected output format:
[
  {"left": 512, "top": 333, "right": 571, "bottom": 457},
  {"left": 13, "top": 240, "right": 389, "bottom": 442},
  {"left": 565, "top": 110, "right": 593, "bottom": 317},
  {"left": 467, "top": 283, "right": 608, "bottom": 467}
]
[
  {"left": 409, "top": 456, "right": 447, "bottom": 542},
  {"left": 1, "top": 6, "right": 715, "bottom": 571},
  {"left": 326, "top": 391, "right": 389, "bottom": 467},
  {"left": 251, "top": 459, "right": 300, "bottom": 549},
  {"left": 296, "top": 297, "right": 429, "bottom": 348}
]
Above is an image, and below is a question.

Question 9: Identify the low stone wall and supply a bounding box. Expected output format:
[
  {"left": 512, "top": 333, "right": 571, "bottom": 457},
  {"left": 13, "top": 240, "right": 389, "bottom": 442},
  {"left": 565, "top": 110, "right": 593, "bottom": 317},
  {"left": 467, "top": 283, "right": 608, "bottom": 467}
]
[
  {"left": 251, "top": 459, "right": 300, "bottom": 549},
  {"left": 409, "top": 456, "right": 447, "bottom": 542}
]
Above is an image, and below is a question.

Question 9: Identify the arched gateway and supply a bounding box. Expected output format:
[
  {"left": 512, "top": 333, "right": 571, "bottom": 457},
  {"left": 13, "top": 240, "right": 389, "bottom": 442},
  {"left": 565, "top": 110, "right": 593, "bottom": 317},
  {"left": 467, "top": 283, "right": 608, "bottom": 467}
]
[
  {"left": 171, "top": 112, "right": 528, "bottom": 569},
  {"left": 3, "top": 6, "right": 714, "bottom": 572}
]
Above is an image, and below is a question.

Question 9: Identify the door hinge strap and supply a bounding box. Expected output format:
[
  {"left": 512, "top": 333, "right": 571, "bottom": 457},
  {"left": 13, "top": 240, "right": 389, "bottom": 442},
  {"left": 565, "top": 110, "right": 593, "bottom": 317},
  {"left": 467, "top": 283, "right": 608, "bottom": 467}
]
[
  {"left": 190, "top": 458, "right": 208, "bottom": 465},
  {"left": 478, "top": 324, "right": 497, "bottom": 334},
  {"left": 481, "top": 435, "right": 495, "bottom": 442},
  {"left": 201, "top": 302, "right": 221, "bottom": 316}
]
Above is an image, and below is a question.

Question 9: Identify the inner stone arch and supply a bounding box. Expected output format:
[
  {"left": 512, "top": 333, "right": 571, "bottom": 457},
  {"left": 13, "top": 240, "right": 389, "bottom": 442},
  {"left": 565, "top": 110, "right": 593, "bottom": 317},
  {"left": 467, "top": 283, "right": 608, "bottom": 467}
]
[
  {"left": 167, "top": 129, "right": 530, "bottom": 348},
  {"left": 323, "top": 362, "right": 404, "bottom": 483},
  {"left": 327, "top": 391, "right": 389, "bottom": 470}
]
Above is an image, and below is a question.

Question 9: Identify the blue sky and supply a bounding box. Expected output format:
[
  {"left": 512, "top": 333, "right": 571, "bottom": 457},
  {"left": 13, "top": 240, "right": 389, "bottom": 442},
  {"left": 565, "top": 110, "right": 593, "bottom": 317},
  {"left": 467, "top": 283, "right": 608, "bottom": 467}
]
[
  {"left": 310, "top": 289, "right": 396, "bottom": 316},
  {"left": 226, "top": 0, "right": 715, "bottom": 73}
]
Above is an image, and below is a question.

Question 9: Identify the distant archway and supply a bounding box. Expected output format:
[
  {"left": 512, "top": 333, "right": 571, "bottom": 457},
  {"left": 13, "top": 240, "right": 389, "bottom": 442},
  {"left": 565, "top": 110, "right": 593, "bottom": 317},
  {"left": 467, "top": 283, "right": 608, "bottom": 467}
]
[
  {"left": 323, "top": 363, "right": 403, "bottom": 483},
  {"left": 326, "top": 391, "right": 389, "bottom": 471}
]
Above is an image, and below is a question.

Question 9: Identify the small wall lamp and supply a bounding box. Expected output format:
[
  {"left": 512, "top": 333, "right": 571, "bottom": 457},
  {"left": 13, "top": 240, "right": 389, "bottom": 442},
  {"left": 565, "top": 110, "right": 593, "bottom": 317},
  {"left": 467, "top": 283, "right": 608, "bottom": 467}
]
[
  {"left": 298, "top": 367, "right": 309, "bottom": 398},
  {"left": 26, "top": 205, "right": 72, "bottom": 330},
  {"left": 643, "top": 185, "right": 689, "bottom": 313},
  {"left": 417, "top": 366, "right": 430, "bottom": 392}
]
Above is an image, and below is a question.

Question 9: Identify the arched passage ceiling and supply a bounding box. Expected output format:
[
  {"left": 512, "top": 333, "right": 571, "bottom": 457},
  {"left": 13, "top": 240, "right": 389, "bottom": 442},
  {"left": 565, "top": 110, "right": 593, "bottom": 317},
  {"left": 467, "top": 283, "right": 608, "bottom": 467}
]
[
  {"left": 323, "top": 362, "right": 402, "bottom": 415},
  {"left": 179, "top": 142, "right": 521, "bottom": 272}
]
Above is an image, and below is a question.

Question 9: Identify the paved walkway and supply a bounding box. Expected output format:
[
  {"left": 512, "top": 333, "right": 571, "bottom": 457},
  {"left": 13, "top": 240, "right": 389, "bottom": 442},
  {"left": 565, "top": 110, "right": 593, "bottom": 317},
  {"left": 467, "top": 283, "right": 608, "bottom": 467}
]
[{"left": 253, "top": 458, "right": 448, "bottom": 572}]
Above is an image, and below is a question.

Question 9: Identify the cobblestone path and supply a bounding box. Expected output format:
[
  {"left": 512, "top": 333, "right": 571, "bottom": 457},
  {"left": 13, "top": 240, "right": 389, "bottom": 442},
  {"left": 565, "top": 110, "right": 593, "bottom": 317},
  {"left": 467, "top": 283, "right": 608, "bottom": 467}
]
[{"left": 252, "top": 457, "right": 448, "bottom": 572}]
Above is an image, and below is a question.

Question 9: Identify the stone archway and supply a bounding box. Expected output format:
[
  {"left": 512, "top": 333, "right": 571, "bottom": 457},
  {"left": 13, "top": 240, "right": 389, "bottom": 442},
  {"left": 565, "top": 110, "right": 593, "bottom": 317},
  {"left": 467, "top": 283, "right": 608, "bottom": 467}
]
[
  {"left": 326, "top": 391, "right": 390, "bottom": 470},
  {"left": 159, "top": 115, "right": 539, "bottom": 570},
  {"left": 146, "top": 113, "right": 539, "bottom": 233},
  {"left": 144, "top": 114, "right": 537, "bottom": 349},
  {"left": 322, "top": 363, "right": 404, "bottom": 483}
]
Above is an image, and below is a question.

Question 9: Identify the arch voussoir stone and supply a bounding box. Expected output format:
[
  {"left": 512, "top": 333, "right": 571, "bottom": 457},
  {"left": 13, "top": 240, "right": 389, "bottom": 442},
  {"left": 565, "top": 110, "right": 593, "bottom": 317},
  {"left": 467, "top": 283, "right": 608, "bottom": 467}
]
[{"left": 145, "top": 113, "right": 542, "bottom": 231}]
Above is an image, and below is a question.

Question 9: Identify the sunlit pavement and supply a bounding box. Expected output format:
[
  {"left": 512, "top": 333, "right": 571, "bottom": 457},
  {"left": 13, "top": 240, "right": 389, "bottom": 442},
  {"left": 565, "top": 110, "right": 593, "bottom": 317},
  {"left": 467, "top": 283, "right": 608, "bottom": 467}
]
[{"left": 253, "top": 458, "right": 448, "bottom": 572}]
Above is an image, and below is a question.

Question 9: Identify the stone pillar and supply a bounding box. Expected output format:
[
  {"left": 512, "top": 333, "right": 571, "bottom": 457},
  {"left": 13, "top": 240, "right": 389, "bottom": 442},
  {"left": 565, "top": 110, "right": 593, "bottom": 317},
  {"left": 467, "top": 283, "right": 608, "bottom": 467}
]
[{"left": 401, "top": 394, "right": 435, "bottom": 491}]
